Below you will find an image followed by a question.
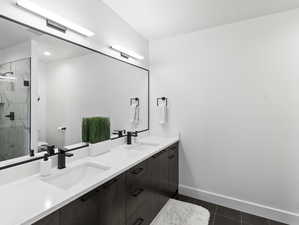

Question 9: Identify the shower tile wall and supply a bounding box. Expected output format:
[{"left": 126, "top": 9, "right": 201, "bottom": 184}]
[{"left": 0, "top": 58, "right": 30, "bottom": 161}]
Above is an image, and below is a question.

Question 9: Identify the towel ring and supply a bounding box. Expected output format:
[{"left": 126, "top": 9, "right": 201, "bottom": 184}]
[
  {"left": 130, "top": 97, "right": 140, "bottom": 106},
  {"left": 157, "top": 97, "right": 168, "bottom": 106}
]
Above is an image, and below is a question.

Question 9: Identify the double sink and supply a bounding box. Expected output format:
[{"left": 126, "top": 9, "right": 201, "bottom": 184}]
[{"left": 40, "top": 142, "right": 159, "bottom": 191}]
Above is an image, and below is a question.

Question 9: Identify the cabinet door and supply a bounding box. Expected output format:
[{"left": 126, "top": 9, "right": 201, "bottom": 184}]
[
  {"left": 98, "top": 175, "right": 126, "bottom": 225},
  {"left": 33, "top": 212, "right": 60, "bottom": 225},
  {"left": 159, "top": 150, "right": 169, "bottom": 204},
  {"left": 168, "top": 143, "right": 179, "bottom": 197},
  {"left": 149, "top": 150, "right": 168, "bottom": 218},
  {"left": 149, "top": 153, "right": 162, "bottom": 217},
  {"left": 60, "top": 189, "right": 100, "bottom": 225}
]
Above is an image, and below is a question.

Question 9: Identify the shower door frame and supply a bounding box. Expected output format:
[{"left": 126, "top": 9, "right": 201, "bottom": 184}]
[{"left": 0, "top": 57, "right": 32, "bottom": 162}]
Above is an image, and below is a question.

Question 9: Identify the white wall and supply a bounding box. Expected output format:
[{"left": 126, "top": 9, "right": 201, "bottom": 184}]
[
  {"left": 0, "top": 0, "right": 149, "bottom": 68},
  {"left": 35, "top": 57, "right": 48, "bottom": 143},
  {"left": 150, "top": 9, "right": 299, "bottom": 224}
]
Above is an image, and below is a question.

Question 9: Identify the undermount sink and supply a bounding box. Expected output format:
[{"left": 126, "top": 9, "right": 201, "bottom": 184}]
[
  {"left": 124, "top": 142, "right": 159, "bottom": 151},
  {"left": 41, "top": 162, "right": 110, "bottom": 190}
]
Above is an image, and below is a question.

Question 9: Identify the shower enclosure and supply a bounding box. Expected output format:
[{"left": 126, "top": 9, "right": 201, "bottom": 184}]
[{"left": 0, "top": 58, "right": 30, "bottom": 162}]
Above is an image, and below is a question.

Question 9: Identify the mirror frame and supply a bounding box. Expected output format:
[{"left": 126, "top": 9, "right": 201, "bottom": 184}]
[{"left": 0, "top": 15, "right": 150, "bottom": 170}]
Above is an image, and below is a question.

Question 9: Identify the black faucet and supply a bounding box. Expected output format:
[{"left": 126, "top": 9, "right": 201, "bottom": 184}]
[
  {"left": 126, "top": 131, "right": 138, "bottom": 145},
  {"left": 58, "top": 148, "right": 74, "bottom": 169},
  {"left": 5, "top": 112, "right": 15, "bottom": 121},
  {"left": 46, "top": 145, "right": 55, "bottom": 156},
  {"left": 113, "top": 129, "right": 126, "bottom": 138}
]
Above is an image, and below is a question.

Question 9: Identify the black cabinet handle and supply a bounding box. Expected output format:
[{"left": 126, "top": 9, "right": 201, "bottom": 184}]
[
  {"left": 131, "top": 167, "right": 144, "bottom": 175},
  {"left": 103, "top": 177, "right": 119, "bottom": 189},
  {"left": 168, "top": 145, "right": 177, "bottom": 151},
  {"left": 131, "top": 188, "right": 144, "bottom": 197},
  {"left": 168, "top": 154, "right": 175, "bottom": 159},
  {"left": 133, "top": 218, "right": 144, "bottom": 225},
  {"left": 153, "top": 151, "right": 163, "bottom": 158}
]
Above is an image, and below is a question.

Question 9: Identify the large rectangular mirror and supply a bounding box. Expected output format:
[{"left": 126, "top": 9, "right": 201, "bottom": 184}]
[{"left": 0, "top": 16, "right": 149, "bottom": 163}]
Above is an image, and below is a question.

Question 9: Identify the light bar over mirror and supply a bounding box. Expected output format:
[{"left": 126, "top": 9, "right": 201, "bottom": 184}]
[
  {"left": 16, "top": 0, "right": 95, "bottom": 37},
  {"left": 0, "top": 16, "right": 149, "bottom": 167},
  {"left": 110, "top": 45, "right": 144, "bottom": 60}
]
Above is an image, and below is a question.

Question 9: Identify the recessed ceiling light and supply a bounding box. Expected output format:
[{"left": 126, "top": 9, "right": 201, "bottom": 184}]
[{"left": 43, "top": 51, "right": 51, "bottom": 56}]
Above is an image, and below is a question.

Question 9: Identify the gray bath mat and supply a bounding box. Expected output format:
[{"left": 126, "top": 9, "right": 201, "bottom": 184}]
[{"left": 151, "top": 199, "right": 210, "bottom": 225}]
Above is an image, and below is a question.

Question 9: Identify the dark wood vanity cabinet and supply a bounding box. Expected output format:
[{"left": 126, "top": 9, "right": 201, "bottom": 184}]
[
  {"left": 33, "top": 142, "right": 179, "bottom": 225},
  {"left": 167, "top": 143, "right": 179, "bottom": 197},
  {"left": 60, "top": 188, "right": 100, "bottom": 225},
  {"left": 148, "top": 143, "right": 179, "bottom": 219},
  {"left": 59, "top": 174, "right": 126, "bottom": 225},
  {"left": 126, "top": 160, "right": 152, "bottom": 225},
  {"left": 98, "top": 175, "right": 126, "bottom": 225},
  {"left": 33, "top": 212, "right": 60, "bottom": 225},
  {"left": 126, "top": 160, "right": 150, "bottom": 217},
  {"left": 149, "top": 150, "right": 169, "bottom": 217}
]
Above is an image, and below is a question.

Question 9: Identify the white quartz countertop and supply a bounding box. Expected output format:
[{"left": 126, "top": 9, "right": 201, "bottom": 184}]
[{"left": 0, "top": 136, "right": 179, "bottom": 225}]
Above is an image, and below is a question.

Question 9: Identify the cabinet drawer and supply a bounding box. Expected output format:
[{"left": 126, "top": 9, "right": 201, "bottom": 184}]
[
  {"left": 126, "top": 160, "right": 150, "bottom": 218},
  {"left": 99, "top": 174, "right": 126, "bottom": 225},
  {"left": 168, "top": 144, "right": 178, "bottom": 160},
  {"left": 60, "top": 188, "right": 100, "bottom": 225},
  {"left": 127, "top": 160, "right": 148, "bottom": 182},
  {"left": 168, "top": 143, "right": 178, "bottom": 152},
  {"left": 127, "top": 203, "right": 151, "bottom": 225}
]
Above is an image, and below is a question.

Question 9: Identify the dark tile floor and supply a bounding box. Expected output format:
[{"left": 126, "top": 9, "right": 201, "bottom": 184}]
[{"left": 177, "top": 195, "right": 288, "bottom": 225}]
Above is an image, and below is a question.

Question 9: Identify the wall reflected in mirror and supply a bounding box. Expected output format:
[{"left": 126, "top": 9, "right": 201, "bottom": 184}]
[{"left": 0, "top": 17, "right": 149, "bottom": 162}]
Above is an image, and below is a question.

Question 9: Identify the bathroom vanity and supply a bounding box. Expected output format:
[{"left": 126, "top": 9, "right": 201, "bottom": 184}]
[
  {"left": 0, "top": 136, "right": 178, "bottom": 225},
  {"left": 33, "top": 142, "right": 178, "bottom": 225}
]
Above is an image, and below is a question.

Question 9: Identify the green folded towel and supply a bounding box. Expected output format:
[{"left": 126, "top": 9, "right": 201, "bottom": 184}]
[{"left": 82, "top": 117, "right": 110, "bottom": 144}]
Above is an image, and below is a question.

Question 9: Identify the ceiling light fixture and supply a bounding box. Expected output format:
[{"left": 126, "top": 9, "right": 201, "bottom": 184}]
[
  {"left": 16, "top": 0, "right": 95, "bottom": 37},
  {"left": 110, "top": 45, "right": 144, "bottom": 60}
]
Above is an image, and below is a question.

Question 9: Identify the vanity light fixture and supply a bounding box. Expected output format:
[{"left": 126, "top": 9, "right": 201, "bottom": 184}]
[
  {"left": 110, "top": 45, "right": 144, "bottom": 60},
  {"left": 43, "top": 51, "right": 51, "bottom": 56},
  {"left": 16, "top": 0, "right": 95, "bottom": 37}
]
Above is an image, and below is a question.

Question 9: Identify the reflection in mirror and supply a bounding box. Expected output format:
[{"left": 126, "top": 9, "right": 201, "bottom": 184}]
[{"left": 0, "top": 17, "right": 148, "bottom": 163}]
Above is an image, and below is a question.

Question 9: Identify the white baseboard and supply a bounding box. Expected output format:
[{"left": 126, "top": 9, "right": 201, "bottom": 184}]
[{"left": 179, "top": 184, "right": 299, "bottom": 225}]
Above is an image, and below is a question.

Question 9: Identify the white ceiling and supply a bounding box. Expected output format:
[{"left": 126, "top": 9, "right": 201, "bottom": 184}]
[
  {"left": 34, "top": 35, "right": 91, "bottom": 63},
  {"left": 102, "top": 0, "right": 299, "bottom": 40}
]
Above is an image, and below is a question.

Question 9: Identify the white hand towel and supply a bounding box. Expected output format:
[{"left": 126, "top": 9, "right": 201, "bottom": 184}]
[
  {"left": 159, "top": 101, "right": 167, "bottom": 124},
  {"left": 134, "top": 105, "right": 140, "bottom": 125},
  {"left": 129, "top": 103, "right": 137, "bottom": 123}
]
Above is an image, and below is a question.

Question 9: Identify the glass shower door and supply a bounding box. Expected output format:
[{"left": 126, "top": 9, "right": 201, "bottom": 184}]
[{"left": 0, "top": 58, "right": 31, "bottom": 161}]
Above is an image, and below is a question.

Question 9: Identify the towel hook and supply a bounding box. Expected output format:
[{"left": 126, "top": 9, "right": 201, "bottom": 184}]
[
  {"left": 130, "top": 97, "right": 140, "bottom": 106},
  {"left": 157, "top": 97, "right": 168, "bottom": 106}
]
